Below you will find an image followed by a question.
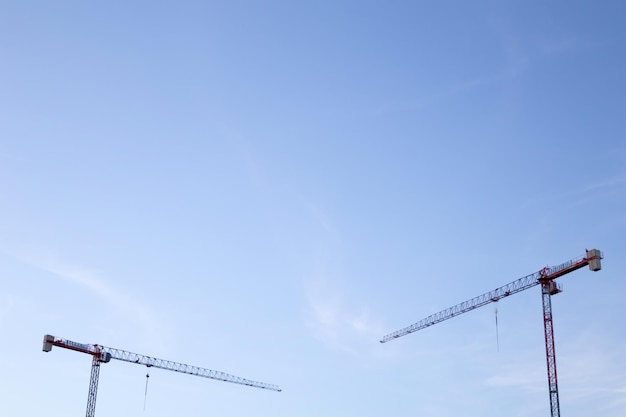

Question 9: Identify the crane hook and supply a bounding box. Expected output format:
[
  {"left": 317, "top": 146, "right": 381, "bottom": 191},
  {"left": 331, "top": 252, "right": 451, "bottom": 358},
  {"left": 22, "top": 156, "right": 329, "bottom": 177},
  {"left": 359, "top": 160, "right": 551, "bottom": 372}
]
[
  {"left": 143, "top": 371, "right": 150, "bottom": 412},
  {"left": 494, "top": 307, "right": 500, "bottom": 352}
]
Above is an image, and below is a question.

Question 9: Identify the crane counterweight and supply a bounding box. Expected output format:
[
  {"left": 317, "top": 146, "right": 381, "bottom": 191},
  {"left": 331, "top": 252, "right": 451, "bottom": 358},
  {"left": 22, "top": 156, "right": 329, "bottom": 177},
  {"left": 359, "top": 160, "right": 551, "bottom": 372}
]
[{"left": 587, "top": 248, "right": 602, "bottom": 271}]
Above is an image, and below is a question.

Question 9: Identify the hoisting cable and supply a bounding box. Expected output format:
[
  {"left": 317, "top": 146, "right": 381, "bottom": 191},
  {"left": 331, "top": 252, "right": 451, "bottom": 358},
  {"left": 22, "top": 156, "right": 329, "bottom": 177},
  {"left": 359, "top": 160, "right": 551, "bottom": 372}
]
[
  {"left": 143, "top": 370, "right": 150, "bottom": 412},
  {"left": 494, "top": 307, "right": 500, "bottom": 352}
]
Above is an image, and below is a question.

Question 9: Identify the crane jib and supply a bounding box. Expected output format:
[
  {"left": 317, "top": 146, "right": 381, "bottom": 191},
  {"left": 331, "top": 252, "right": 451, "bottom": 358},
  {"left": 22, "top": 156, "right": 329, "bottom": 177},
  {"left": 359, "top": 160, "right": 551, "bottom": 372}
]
[
  {"left": 380, "top": 250, "right": 602, "bottom": 343},
  {"left": 380, "top": 271, "right": 540, "bottom": 342}
]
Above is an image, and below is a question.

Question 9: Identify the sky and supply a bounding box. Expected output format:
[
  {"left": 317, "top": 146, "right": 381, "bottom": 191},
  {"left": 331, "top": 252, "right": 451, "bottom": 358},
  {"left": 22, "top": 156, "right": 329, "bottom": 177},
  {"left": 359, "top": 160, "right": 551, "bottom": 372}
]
[{"left": 1, "top": 1, "right": 625, "bottom": 416}]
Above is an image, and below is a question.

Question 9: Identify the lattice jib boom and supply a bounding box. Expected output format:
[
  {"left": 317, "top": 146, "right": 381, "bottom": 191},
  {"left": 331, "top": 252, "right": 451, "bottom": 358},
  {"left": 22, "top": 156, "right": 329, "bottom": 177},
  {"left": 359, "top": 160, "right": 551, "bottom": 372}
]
[
  {"left": 379, "top": 251, "right": 602, "bottom": 343},
  {"left": 43, "top": 335, "right": 281, "bottom": 392},
  {"left": 101, "top": 346, "right": 282, "bottom": 391}
]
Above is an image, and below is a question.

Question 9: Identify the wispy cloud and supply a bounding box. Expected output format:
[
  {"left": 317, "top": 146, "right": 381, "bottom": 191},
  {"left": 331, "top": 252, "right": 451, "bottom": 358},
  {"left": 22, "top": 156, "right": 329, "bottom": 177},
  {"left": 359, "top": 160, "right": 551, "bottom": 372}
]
[
  {"left": 539, "top": 36, "right": 579, "bottom": 55},
  {"left": 512, "top": 170, "right": 626, "bottom": 225},
  {"left": 370, "top": 64, "right": 526, "bottom": 117},
  {"left": 0, "top": 151, "right": 30, "bottom": 163},
  {"left": 13, "top": 251, "right": 164, "bottom": 347},
  {"left": 558, "top": 336, "right": 626, "bottom": 405},
  {"left": 485, "top": 333, "right": 626, "bottom": 415},
  {"left": 485, "top": 359, "right": 545, "bottom": 392},
  {"left": 581, "top": 173, "right": 626, "bottom": 194},
  {"left": 0, "top": 294, "right": 15, "bottom": 322},
  {"left": 304, "top": 274, "right": 384, "bottom": 359}
]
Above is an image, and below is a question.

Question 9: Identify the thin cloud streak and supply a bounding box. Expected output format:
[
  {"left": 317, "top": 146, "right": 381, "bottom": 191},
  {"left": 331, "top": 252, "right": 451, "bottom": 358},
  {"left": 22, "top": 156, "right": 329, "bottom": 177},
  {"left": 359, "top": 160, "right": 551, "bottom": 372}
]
[
  {"left": 0, "top": 294, "right": 15, "bottom": 322},
  {"left": 484, "top": 335, "right": 626, "bottom": 416},
  {"left": 14, "top": 251, "right": 164, "bottom": 346},
  {"left": 304, "top": 275, "right": 385, "bottom": 359},
  {"left": 581, "top": 173, "right": 626, "bottom": 193},
  {"left": 369, "top": 65, "right": 526, "bottom": 117},
  {"left": 485, "top": 363, "right": 545, "bottom": 392}
]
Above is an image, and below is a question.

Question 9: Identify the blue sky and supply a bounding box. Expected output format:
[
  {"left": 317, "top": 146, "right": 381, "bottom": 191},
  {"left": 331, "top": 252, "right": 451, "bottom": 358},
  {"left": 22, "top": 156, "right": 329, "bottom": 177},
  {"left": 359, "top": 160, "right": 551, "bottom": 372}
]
[{"left": 1, "top": 1, "right": 625, "bottom": 416}]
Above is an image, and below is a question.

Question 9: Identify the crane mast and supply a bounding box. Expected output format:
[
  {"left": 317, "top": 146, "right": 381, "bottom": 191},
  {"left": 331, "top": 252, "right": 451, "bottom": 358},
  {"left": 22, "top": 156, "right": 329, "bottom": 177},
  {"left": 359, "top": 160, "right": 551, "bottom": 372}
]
[
  {"left": 43, "top": 334, "right": 281, "bottom": 417},
  {"left": 380, "top": 249, "right": 603, "bottom": 417}
]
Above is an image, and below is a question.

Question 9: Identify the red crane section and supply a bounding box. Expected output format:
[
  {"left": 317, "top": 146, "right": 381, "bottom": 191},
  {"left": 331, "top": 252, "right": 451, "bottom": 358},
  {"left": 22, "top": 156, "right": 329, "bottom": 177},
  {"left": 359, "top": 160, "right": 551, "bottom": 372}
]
[{"left": 380, "top": 249, "right": 603, "bottom": 417}]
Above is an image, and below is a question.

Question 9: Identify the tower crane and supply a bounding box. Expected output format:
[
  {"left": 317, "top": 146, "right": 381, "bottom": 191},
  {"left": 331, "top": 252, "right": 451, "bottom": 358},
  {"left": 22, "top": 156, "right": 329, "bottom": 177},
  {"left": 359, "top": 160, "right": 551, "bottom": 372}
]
[
  {"left": 43, "top": 334, "right": 281, "bottom": 417},
  {"left": 380, "top": 249, "right": 603, "bottom": 417}
]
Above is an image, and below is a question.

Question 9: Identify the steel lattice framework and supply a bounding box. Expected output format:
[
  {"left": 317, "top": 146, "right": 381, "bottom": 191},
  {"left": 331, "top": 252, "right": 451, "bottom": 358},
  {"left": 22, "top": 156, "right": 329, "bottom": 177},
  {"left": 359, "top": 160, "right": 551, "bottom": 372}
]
[
  {"left": 541, "top": 281, "right": 560, "bottom": 417},
  {"left": 43, "top": 334, "right": 281, "bottom": 417},
  {"left": 100, "top": 345, "right": 281, "bottom": 389},
  {"left": 380, "top": 249, "right": 603, "bottom": 417}
]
